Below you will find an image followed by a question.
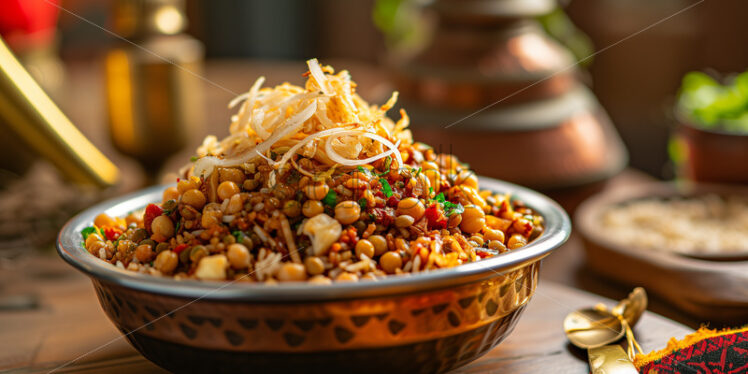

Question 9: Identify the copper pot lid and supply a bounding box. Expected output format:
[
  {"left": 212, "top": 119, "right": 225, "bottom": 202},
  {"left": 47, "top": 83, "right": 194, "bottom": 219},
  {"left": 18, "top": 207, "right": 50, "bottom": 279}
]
[
  {"left": 429, "top": 0, "right": 557, "bottom": 20},
  {"left": 403, "top": 85, "right": 599, "bottom": 132}
]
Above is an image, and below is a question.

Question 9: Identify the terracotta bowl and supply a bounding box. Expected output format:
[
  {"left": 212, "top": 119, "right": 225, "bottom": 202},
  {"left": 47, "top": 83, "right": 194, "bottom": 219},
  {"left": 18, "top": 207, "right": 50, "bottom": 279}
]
[
  {"left": 57, "top": 177, "right": 570, "bottom": 374},
  {"left": 677, "top": 122, "right": 748, "bottom": 185},
  {"left": 575, "top": 182, "right": 748, "bottom": 324}
]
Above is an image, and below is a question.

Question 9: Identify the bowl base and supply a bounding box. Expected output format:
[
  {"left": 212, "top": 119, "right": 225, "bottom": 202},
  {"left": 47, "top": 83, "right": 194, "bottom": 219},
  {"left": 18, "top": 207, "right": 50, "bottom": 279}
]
[{"left": 126, "top": 305, "right": 526, "bottom": 374}]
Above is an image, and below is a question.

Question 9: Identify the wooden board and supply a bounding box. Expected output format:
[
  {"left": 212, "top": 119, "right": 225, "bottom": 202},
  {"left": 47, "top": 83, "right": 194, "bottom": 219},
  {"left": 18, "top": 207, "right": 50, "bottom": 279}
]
[{"left": 0, "top": 254, "right": 692, "bottom": 373}]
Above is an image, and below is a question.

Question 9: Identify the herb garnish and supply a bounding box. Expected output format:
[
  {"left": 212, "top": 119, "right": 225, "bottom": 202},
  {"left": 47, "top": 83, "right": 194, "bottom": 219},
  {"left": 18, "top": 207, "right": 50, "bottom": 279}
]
[
  {"left": 358, "top": 198, "right": 368, "bottom": 209},
  {"left": 81, "top": 226, "right": 105, "bottom": 241},
  {"left": 379, "top": 178, "right": 393, "bottom": 198},
  {"left": 322, "top": 189, "right": 338, "bottom": 206},
  {"left": 431, "top": 192, "right": 464, "bottom": 216}
]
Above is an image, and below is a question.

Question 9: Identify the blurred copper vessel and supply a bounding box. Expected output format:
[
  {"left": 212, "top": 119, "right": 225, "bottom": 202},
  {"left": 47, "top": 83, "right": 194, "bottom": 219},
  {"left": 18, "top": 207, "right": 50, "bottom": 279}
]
[
  {"left": 394, "top": 0, "right": 627, "bottom": 190},
  {"left": 676, "top": 121, "right": 748, "bottom": 185},
  {"left": 57, "top": 178, "right": 570, "bottom": 373}
]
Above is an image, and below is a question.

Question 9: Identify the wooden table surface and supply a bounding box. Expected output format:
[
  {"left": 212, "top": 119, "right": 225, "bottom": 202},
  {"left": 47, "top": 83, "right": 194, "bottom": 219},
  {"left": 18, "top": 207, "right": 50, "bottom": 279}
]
[{"left": 0, "top": 253, "right": 692, "bottom": 373}]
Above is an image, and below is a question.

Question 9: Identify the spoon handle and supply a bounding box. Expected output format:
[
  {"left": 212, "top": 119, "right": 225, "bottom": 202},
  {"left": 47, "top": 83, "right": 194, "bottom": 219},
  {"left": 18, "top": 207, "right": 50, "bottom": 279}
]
[{"left": 588, "top": 345, "right": 638, "bottom": 374}]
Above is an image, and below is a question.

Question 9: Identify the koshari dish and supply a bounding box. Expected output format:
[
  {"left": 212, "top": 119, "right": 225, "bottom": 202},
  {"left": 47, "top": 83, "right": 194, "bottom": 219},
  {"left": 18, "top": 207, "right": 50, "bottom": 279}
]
[{"left": 83, "top": 59, "right": 544, "bottom": 283}]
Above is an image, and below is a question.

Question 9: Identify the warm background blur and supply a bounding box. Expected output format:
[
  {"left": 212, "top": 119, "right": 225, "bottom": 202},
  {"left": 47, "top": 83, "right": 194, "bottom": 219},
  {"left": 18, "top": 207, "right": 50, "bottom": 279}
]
[{"left": 53, "top": 0, "right": 748, "bottom": 179}]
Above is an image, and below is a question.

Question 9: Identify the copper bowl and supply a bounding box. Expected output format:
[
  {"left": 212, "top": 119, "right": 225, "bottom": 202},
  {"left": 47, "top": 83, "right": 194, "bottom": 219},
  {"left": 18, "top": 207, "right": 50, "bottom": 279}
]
[{"left": 56, "top": 177, "right": 570, "bottom": 374}]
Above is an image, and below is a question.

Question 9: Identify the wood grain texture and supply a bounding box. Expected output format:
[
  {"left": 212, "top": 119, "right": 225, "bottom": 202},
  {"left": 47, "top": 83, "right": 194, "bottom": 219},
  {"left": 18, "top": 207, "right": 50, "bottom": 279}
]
[{"left": 0, "top": 255, "right": 691, "bottom": 373}]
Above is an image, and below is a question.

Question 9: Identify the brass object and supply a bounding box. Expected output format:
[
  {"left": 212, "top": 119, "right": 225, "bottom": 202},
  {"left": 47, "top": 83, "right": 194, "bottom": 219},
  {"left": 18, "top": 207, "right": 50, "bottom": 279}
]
[
  {"left": 612, "top": 287, "right": 647, "bottom": 328},
  {"left": 564, "top": 307, "right": 625, "bottom": 349},
  {"left": 394, "top": 0, "right": 627, "bottom": 190},
  {"left": 105, "top": 0, "right": 203, "bottom": 177},
  {"left": 0, "top": 37, "right": 118, "bottom": 187},
  {"left": 56, "top": 177, "right": 571, "bottom": 373},
  {"left": 564, "top": 288, "right": 648, "bottom": 373},
  {"left": 588, "top": 345, "right": 639, "bottom": 374}
]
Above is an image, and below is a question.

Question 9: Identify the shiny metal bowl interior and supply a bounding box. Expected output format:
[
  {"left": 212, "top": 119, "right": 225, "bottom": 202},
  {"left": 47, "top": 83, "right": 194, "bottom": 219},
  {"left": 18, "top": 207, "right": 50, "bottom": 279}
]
[{"left": 57, "top": 176, "right": 570, "bottom": 373}]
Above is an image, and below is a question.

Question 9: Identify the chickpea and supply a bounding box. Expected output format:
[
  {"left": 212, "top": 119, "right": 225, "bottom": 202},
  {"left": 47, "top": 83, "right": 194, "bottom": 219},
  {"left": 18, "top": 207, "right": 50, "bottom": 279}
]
[
  {"left": 397, "top": 197, "right": 425, "bottom": 221},
  {"left": 201, "top": 205, "right": 222, "bottom": 228},
  {"left": 94, "top": 213, "right": 116, "bottom": 228},
  {"left": 125, "top": 212, "right": 142, "bottom": 227},
  {"left": 182, "top": 189, "right": 206, "bottom": 210},
  {"left": 334, "top": 201, "right": 361, "bottom": 225},
  {"left": 162, "top": 186, "right": 180, "bottom": 203},
  {"left": 85, "top": 233, "right": 103, "bottom": 249},
  {"left": 308, "top": 275, "right": 332, "bottom": 285},
  {"left": 395, "top": 215, "right": 415, "bottom": 228},
  {"left": 189, "top": 245, "right": 209, "bottom": 263},
  {"left": 488, "top": 240, "right": 507, "bottom": 252},
  {"left": 219, "top": 168, "right": 246, "bottom": 185},
  {"left": 437, "top": 154, "right": 459, "bottom": 171},
  {"left": 304, "top": 256, "right": 325, "bottom": 276},
  {"left": 177, "top": 179, "right": 199, "bottom": 193},
  {"left": 447, "top": 213, "right": 462, "bottom": 228},
  {"left": 344, "top": 178, "right": 367, "bottom": 190},
  {"left": 460, "top": 205, "right": 485, "bottom": 234},
  {"left": 512, "top": 218, "right": 533, "bottom": 236},
  {"left": 151, "top": 215, "right": 174, "bottom": 241},
  {"left": 304, "top": 183, "right": 330, "bottom": 201},
  {"left": 276, "top": 263, "right": 308, "bottom": 282},
  {"left": 282, "top": 200, "right": 301, "bottom": 217},
  {"left": 456, "top": 170, "right": 479, "bottom": 189},
  {"left": 355, "top": 239, "right": 375, "bottom": 259},
  {"left": 302, "top": 200, "right": 324, "bottom": 217},
  {"left": 243, "top": 179, "right": 259, "bottom": 191},
  {"left": 117, "top": 240, "right": 133, "bottom": 255},
  {"left": 217, "top": 181, "right": 240, "bottom": 201},
  {"left": 363, "top": 189, "right": 376, "bottom": 208},
  {"left": 421, "top": 161, "right": 439, "bottom": 170},
  {"left": 226, "top": 193, "right": 245, "bottom": 214},
  {"left": 201, "top": 211, "right": 221, "bottom": 229},
  {"left": 227, "top": 243, "right": 250, "bottom": 269},
  {"left": 86, "top": 240, "right": 106, "bottom": 255},
  {"left": 154, "top": 250, "right": 178, "bottom": 274},
  {"left": 423, "top": 169, "right": 441, "bottom": 193},
  {"left": 483, "top": 228, "right": 505, "bottom": 243},
  {"left": 507, "top": 234, "right": 528, "bottom": 249},
  {"left": 469, "top": 235, "right": 484, "bottom": 246},
  {"left": 368, "top": 235, "right": 388, "bottom": 256},
  {"left": 335, "top": 272, "right": 359, "bottom": 282},
  {"left": 380, "top": 251, "right": 403, "bottom": 274},
  {"left": 135, "top": 244, "right": 154, "bottom": 263}
]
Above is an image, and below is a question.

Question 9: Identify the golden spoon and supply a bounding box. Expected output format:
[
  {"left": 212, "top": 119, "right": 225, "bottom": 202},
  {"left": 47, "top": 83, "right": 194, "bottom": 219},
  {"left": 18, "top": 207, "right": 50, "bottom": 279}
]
[{"left": 563, "top": 288, "right": 647, "bottom": 374}]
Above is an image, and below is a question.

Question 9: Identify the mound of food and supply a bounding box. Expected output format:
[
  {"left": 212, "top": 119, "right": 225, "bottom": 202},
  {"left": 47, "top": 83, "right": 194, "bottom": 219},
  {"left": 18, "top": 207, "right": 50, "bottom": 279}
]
[{"left": 83, "top": 59, "right": 544, "bottom": 283}]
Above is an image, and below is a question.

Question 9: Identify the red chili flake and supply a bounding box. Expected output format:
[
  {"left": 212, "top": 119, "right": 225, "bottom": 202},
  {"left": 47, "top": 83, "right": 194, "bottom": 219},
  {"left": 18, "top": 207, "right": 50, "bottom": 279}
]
[
  {"left": 104, "top": 227, "right": 122, "bottom": 241},
  {"left": 371, "top": 207, "right": 394, "bottom": 227},
  {"left": 386, "top": 196, "right": 399, "bottom": 207},
  {"left": 143, "top": 204, "right": 163, "bottom": 235},
  {"left": 425, "top": 203, "right": 447, "bottom": 229},
  {"left": 174, "top": 244, "right": 189, "bottom": 254}
]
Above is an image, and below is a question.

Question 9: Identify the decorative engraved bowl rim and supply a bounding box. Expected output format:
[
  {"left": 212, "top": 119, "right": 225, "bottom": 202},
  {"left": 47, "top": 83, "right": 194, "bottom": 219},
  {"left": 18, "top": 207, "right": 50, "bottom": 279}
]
[{"left": 57, "top": 176, "right": 570, "bottom": 302}]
